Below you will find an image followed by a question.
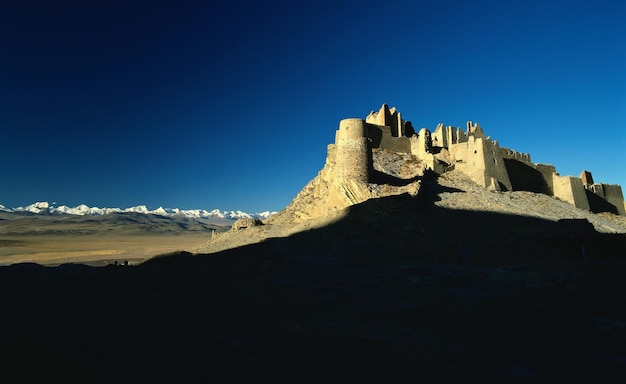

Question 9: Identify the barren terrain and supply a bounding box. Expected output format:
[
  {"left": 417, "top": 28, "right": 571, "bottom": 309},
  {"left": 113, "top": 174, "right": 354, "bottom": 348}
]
[
  {"left": 0, "top": 212, "right": 224, "bottom": 266},
  {"left": 0, "top": 233, "right": 211, "bottom": 266},
  {"left": 1, "top": 169, "right": 626, "bottom": 382},
  {"left": 194, "top": 169, "right": 626, "bottom": 257}
]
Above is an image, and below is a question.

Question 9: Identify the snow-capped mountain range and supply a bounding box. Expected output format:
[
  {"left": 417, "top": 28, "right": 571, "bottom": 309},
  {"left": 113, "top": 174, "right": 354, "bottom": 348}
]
[{"left": 0, "top": 202, "right": 276, "bottom": 221}]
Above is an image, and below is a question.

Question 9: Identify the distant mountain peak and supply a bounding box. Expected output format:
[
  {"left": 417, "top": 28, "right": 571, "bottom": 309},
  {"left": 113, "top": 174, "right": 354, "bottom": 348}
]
[{"left": 1, "top": 202, "right": 277, "bottom": 222}]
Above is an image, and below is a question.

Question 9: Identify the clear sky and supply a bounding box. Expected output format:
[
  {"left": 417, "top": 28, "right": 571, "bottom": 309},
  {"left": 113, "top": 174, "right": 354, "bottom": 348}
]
[{"left": 2, "top": 0, "right": 625, "bottom": 213}]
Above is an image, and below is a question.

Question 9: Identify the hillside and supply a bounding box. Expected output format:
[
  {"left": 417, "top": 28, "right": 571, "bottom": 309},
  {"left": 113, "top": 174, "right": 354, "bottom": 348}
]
[
  {"left": 190, "top": 105, "right": 626, "bottom": 262},
  {"left": 2, "top": 171, "right": 626, "bottom": 381},
  {"left": 193, "top": 150, "right": 626, "bottom": 258}
]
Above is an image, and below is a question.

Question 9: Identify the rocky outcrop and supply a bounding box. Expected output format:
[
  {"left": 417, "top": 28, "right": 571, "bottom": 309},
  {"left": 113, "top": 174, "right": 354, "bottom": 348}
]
[
  {"left": 266, "top": 146, "right": 422, "bottom": 225},
  {"left": 231, "top": 218, "right": 264, "bottom": 230}
]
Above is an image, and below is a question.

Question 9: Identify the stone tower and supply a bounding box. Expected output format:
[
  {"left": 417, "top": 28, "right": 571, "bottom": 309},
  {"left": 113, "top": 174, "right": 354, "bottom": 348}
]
[{"left": 334, "top": 118, "right": 371, "bottom": 185}]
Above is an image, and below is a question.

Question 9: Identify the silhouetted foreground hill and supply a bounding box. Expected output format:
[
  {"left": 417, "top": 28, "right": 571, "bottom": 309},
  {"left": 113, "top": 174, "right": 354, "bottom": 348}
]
[{"left": 2, "top": 181, "right": 626, "bottom": 382}]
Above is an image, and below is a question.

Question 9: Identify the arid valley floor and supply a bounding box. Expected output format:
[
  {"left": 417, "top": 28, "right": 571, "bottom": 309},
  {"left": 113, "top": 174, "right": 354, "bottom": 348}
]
[
  {"left": 0, "top": 211, "right": 225, "bottom": 267},
  {"left": 1, "top": 171, "right": 626, "bottom": 382}
]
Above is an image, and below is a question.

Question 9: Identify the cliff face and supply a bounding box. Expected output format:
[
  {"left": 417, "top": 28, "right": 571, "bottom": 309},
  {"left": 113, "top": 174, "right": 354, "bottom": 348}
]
[{"left": 266, "top": 147, "right": 423, "bottom": 225}]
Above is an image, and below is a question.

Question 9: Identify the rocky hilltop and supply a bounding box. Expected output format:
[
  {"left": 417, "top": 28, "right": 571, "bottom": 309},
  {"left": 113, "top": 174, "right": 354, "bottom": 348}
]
[{"left": 195, "top": 104, "right": 626, "bottom": 258}]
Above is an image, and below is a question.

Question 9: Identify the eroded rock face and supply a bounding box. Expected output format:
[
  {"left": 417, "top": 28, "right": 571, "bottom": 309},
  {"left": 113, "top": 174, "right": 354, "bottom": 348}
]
[
  {"left": 231, "top": 218, "right": 264, "bottom": 230},
  {"left": 266, "top": 147, "right": 423, "bottom": 225}
]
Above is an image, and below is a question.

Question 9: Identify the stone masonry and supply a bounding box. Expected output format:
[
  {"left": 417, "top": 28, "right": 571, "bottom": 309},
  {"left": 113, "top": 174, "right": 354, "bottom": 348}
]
[
  {"left": 334, "top": 104, "right": 625, "bottom": 216},
  {"left": 269, "top": 104, "right": 625, "bottom": 224}
]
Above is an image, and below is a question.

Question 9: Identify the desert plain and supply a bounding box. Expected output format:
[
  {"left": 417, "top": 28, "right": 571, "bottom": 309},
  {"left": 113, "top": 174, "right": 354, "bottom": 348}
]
[
  {"left": 0, "top": 211, "right": 224, "bottom": 266},
  {"left": 0, "top": 233, "right": 211, "bottom": 266}
]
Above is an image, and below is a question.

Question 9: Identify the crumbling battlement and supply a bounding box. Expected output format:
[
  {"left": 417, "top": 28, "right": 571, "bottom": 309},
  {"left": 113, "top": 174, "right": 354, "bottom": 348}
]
[
  {"left": 365, "top": 104, "right": 415, "bottom": 138},
  {"left": 500, "top": 148, "right": 531, "bottom": 163},
  {"left": 329, "top": 104, "right": 625, "bottom": 216}
]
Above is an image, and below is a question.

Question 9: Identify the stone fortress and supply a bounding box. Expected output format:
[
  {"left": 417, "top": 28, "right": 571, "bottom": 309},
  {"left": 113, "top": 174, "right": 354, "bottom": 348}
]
[{"left": 269, "top": 104, "right": 625, "bottom": 224}]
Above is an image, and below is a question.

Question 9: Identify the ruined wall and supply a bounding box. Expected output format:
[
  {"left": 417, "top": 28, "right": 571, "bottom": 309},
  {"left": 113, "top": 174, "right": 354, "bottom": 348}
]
[
  {"left": 465, "top": 121, "right": 488, "bottom": 140},
  {"left": 535, "top": 164, "right": 558, "bottom": 195},
  {"left": 590, "top": 184, "right": 626, "bottom": 216},
  {"left": 366, "top": 104, "right": 414, "bottom": 138},
  {"left": 430, "top": 120, "right": 513, "bottom": 190},
  {"left": 366, "top": 104, "right": 401, "bottom": 136},
  {"left": 410, "top": 128, "right": 431, "bottom": 160},
  {"left": 378, "top": 130, "right": 411, "bottom": 153},
  {"left": 365, "top": 104, "right": 412, "bottom": 154},
  {"left": 552, "top": 175, "right": 590, "bottom": 211},
  {"left": 328, "top": 104, "right": 625, "bottom": 216},
  {"left": 484, "top": 140, "right": 513, "bottom": 191},
  {"left": 585, "top": 185, "right": 618, "bottom": 215},
  {"left": 503, "top": 159, "right": 552, "bottom": 194},
  {"left": 500, "top": 147, "right": 531, "bottom": 163},
  {"left": 448, "top": 138, "right": 484, "bottom": 185},
  {"left": 448, "top": 136, "right": 512, "bottom": 191},
  {"left": 603, "top": 185, "right": 625, "bottom": 215},
  {"left": 431, "top": 123, "right": 448, "bottom": 148},
  {"left": 334, "top": 118, "right": 371, "bottom": 184},
  {"left": 431, "top": 123, "right": 477, "bottom": 148},
  {"left": 580, "top": 170, "right": 594, "bottom": 186},
  {"left": 410, "top": 128, "right": 440, "bottom": 172}
]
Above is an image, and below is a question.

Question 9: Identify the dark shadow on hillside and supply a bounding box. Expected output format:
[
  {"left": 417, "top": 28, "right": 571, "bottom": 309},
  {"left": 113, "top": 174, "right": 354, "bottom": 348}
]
[
  {"left": 147, "top": 171, "right": 624, "bottom": 267},
  {"left": 369, "top": 169, "right": 422, "bottom": 187},
  {"left": 178, "top": 196, "right": 623, "bottom": 267},
  {"left": 414, "top": 169, "right": 465, "bottom": 203},
  {"left": 2, "top": 173, "right": 626, "bottom": 382}
]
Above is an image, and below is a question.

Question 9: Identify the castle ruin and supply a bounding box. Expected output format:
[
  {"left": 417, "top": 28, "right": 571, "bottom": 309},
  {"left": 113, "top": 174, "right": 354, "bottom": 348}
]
[
  {"left": 329, "top": 104, "right": 625, "bottom": 216},
  {"left": 269, "top": 104, "right": 625, "bottom": 225}
]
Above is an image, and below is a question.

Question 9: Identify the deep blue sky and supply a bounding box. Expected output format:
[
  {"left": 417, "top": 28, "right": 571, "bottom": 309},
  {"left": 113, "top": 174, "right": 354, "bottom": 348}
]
[{"left": 2, "top": 0, "right": 625, "bottom": 212}]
